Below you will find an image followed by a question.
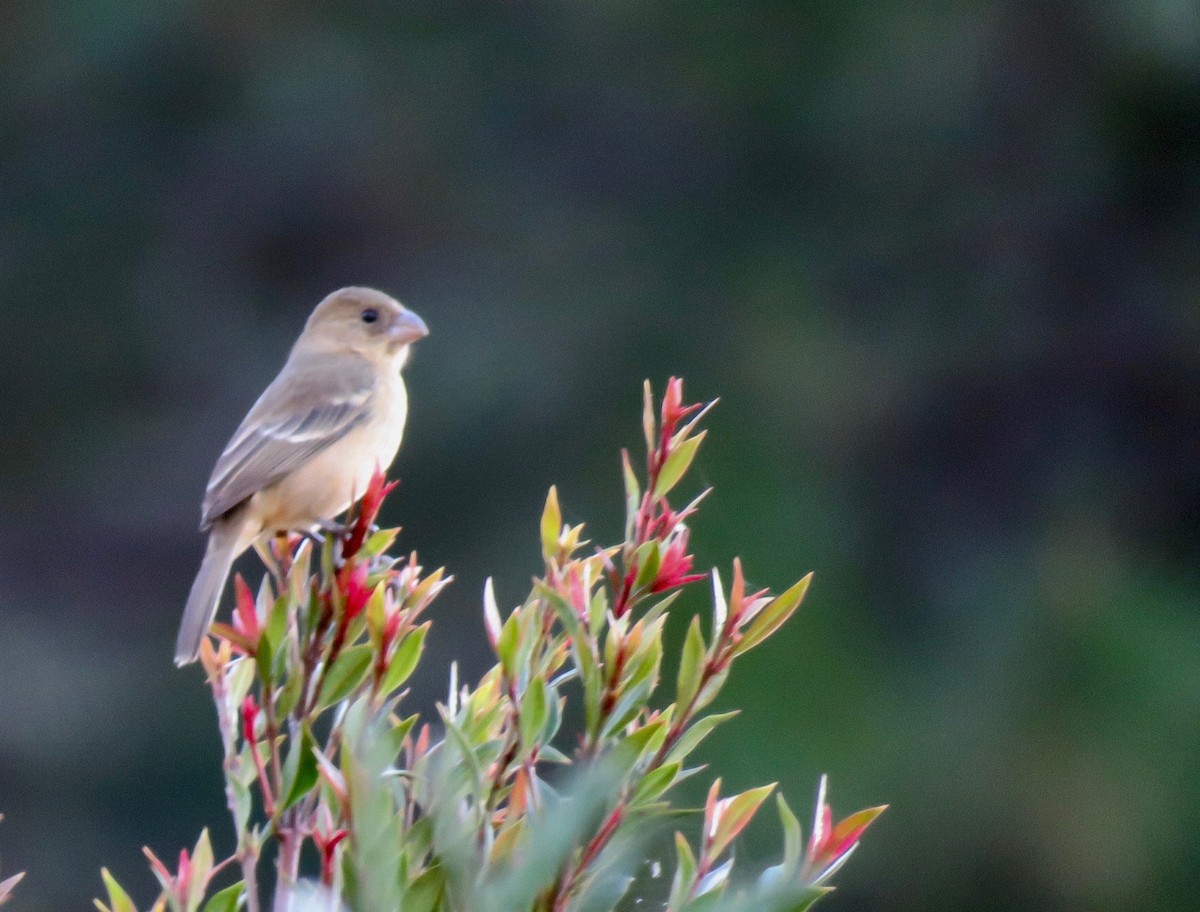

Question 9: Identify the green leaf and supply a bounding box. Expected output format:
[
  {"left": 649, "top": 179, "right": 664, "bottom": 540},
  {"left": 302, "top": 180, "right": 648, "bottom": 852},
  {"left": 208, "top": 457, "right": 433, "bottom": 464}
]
[
  {"left": 230, "top": 775, "right": 251, "bottom": 834},
  {"left": 692, "top": 665, "right": 728, "bottom": 714},
  {"left": 382, "top": 713, "right": 419, "bottom": 760},
  {"left": 622, "top": 449, "right": 641, "bottom": 540},
  {"left": 98, "top": 869, "right": 136, "bottom": 912},
  {"left": 201, "top": 882, "right": 244, "bottom": 912},
  {"left": 664, "top": 711, "right": 739, "bottom": 767},
  {"left": 281, "top": 726, "right": 319, "bottom": 811},
  {"left": 624, "top": 616, "right": 665, "bottom": 695},
  {"left": 364, "top": 527, "right": 400, "bottom": 556},
  {"left": 288, "top": 545, "right": 313, "bottom": 614},
  {"left": 667, "top": 832, "right": 696, "bottom": 912},
  {"left": 733, "top": 573, "right": 812, "bottom": 657},
  {"left": 582, "top": 655, "right": 603, "bottom": 740},
  {"left": 599, "top": 675, "right": 655, "bottom": 740},
  {"left": 226, "top": 658, "right": 256, "bottom": 708},
  {"left": 187, "top": 829, "right": 214, "bottom": 911},
  {"left": 366, "top": 582, "right": 388, "bottom": 641},
  {"left": 639, "top": 590, "right": 681, "bottom": 631},
  {"left": 642, "top": 380, "right": 656, "bottom": 454},
  {"left": 541, "top": 486, "right": 561, "bottom": 564},
  {"left": 632, "top": 540, "right": 662, "bottom": 592},
  {"left": 520, "top": 677, "right": 549, "bottom": 748},
  {"left": 274, "top": 668, "right": 304, "bottom": 719},
  {"left": 318, "top": 644, "right": 374, "bottom": 708},
  {"left": 652, "top": 431, "right": 706, "bottom": 500},
  {"left": 381, "top": 625, "right": 428, "bottom": 695},
  {"left": 264, "top": 593, "right": 290, "bottom": 657},
  {"left": 497, "top": 612, "right": 520, "bottom": 679},
  {"left": 676, "top": 616, "right": 706, "bottom": 712},
  {"left": 777, "top": 793, "right": 803, "bottom": 871},
  {"left": 255, "top": 636, "right": 274, "bottom": 683},
  {"left": 776, "top": 886, "right": 831, "bottom": 912},
  {"left": 254, "top": 592, "right": 289, "bottom": 682},
  {"left": 608, "top": 718, "right": 667, "bottom": 775},
  {"left": 404, "top": 866, "right": 444, "bottom": 912},
  {"left": 539, "top": 582, "right": 584, "bottom": 638},
  {"left": 440, "top": 713, "right": 485, "bottom": 800},
  {"left": 539, "top": 744, "right": 571, "bottom": 764},
  {"left": 631, "top": 761, "right": 681, "bottom": 806},
  {"left": 588, "top": 585, "right": 608, "bottom": 633}
]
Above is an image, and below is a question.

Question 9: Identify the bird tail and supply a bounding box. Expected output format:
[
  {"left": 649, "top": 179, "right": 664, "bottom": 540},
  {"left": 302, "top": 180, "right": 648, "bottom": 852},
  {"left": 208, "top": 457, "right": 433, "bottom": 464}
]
[{"left": 175, "top": 517, "right": 249, "bottom": 666}]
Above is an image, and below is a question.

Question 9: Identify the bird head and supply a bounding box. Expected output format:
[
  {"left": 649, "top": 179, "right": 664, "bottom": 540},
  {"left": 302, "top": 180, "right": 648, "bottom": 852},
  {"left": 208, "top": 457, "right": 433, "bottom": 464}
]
[{"left": 303, "top": 287, "right": 429, "bottom": 359}]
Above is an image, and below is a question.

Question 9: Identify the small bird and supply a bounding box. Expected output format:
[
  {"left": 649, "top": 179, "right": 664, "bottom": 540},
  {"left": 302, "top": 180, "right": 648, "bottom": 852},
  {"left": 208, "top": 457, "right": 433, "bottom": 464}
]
[{"left": 175, "top": 287, "right": 428, "bottom": 666}]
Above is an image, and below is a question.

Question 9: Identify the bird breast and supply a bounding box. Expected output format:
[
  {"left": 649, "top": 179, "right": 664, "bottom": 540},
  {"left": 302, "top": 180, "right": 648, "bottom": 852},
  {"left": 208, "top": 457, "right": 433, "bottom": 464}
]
[{"left": 254, "top": 371, "right": 409, "bottom": 533}]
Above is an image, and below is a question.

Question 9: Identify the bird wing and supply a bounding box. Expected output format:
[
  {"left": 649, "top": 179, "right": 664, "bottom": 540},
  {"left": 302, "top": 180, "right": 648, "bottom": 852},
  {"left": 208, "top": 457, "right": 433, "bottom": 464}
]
[{"left": 200, "top": 351, "right": 376, "bottom": 529}]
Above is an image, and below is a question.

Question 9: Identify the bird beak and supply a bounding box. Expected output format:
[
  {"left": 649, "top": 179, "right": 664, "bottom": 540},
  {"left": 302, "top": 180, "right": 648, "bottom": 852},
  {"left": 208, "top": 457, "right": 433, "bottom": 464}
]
[{"left": 388, "top": 309, "right": 429, "bottom": 345}]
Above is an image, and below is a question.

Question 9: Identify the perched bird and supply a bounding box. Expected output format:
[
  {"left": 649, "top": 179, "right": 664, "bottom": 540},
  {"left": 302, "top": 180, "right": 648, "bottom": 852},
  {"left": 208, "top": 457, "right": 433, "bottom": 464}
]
[{"left": 175, "top": 287, "right": 428, "bottom": 666}]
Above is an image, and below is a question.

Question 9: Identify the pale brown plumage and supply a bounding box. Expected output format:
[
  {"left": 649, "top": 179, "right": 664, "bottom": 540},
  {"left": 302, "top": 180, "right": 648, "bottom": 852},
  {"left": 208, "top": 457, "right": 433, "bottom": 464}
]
[{"left": 175, "top": 287, "right": 428, "bottom": 666}]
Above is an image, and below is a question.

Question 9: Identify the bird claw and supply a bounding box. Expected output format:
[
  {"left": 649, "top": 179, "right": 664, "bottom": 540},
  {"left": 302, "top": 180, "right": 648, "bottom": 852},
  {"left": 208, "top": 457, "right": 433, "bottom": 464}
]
[{"left": 315, "top": 518, "right": 349, "bottom": 538}]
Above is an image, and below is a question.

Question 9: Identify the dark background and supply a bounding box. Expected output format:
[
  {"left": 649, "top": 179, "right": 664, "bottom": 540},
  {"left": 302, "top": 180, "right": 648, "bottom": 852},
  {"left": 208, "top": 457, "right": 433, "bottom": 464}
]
[{"left": 1, "top": 2, "right": 1198, "bottom": 910}]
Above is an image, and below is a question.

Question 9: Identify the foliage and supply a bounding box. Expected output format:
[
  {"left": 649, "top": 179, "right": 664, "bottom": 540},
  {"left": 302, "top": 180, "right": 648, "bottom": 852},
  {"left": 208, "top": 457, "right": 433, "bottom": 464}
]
[{"left": 96, "top": 379, "right": 883, "bottom": 912}]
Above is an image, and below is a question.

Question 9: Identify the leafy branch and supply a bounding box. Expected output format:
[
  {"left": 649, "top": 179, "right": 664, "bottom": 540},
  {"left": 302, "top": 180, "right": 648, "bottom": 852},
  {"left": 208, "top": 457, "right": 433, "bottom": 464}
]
[{"left": 96, "top": 378, "right": 884, "bottom": 912}]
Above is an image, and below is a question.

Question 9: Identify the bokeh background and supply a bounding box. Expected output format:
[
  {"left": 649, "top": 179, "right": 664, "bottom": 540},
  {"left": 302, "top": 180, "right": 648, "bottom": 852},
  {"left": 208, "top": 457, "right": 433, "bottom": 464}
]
[{"left": 2, "top": 2, "right": 1198, "bottom": 909}]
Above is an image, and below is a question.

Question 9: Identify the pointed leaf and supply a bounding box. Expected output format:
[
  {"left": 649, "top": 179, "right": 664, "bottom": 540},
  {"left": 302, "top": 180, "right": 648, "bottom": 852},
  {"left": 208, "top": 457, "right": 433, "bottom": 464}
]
[
  {"left": 827, "top": 804, "right": 888, "bottom": 858},
  {"left": 664, "top": 710, "right": 740, "bottom": 767},
  {"left": 497, "top": 612, "right": 520, "bottom": 679},
  {"left": 778, "top": 793, "right": 803, "bottom": 871},
  {"left": 733, "top": 573, "right": 812, "bottom": 656},
  {"left": 652, "top": 431, "right": 706, "bottom": 499},
  {"left": 381, "top": 625, "right": 428, "bottom": 695},
  {"left": 541, "top": 486, "right": 562, "bottom": 564},
  {"left": 710, "top": 783, "right": 776, "bottom": 859},
  {"left": 643, "top": 380, "right": 656, "bottom": 454},
  {"left": 281, "top": 727, "right": 319, "bottom": 811},
  {"left": 667, "top": 832, "right": 696, "bottom": 912},
  {"left": 676, "top": 616, "right": 706, "bottom": 712},
  {"left": 99, "top": 869, "right": 136, "bottom": 912},
  {"left": 318, "top": 644, "right": 373, "bottom": 708},
  {"left": 201, "top": 883, "right": 244, "bottom": 912},
  {"left": 483, "top": 578, "right": 502, "bottom": 646},
  {"left": 403, "top": 867, "right": 444, "bottom": 912},
  {"left": 631, "top": 761, "right": 681, "bottom": 806},
  {"left": 187, "top": 829, "right": 214, "bottom": 911},
  {"left": 621, "top": 449, "right": 641, "bottom": 540},
  {"left": 632, "top": 541, "right": 662, "bottom": 592},
  {"left": 520, "top": 677, "right": 549, "bottom": 748},
  {"left": 364, "top": 527, "right": 399, "bottom": 557},
  {"left": 0, "top": 873, "right": 22, "bottom": 907},
  {"left": 710, "top": 568, "right": 727, "bottom": 636}
]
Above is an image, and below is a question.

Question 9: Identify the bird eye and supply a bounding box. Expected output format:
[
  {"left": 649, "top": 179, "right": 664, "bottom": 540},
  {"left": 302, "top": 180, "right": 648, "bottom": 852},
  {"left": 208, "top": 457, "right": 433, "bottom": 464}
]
[{"left": 360, "top": 308, "right": 379, "bottom": 324}]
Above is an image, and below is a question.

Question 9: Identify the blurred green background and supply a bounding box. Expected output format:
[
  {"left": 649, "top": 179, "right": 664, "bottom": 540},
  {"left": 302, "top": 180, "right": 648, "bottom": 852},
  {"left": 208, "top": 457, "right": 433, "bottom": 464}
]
[{"left": 2, "top": 1, "right": 1199, "bottom": 910}]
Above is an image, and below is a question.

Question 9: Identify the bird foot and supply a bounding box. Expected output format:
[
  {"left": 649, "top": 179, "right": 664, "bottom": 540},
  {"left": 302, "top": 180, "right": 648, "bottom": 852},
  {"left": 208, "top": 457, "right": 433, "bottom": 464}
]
[{"left": 314, "top": 518, "right": 349, "bottom": 539}]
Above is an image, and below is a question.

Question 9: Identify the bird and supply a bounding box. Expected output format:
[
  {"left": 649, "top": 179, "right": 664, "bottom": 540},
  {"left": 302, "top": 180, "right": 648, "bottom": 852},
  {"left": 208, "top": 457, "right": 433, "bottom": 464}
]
[{"left": 174, "top": 287, "right": 428, "bottom": 666}]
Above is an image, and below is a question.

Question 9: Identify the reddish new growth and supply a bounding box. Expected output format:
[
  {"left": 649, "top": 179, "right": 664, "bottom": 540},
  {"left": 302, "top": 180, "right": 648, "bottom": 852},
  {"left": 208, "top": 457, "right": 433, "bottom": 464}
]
[
  {"left": 608, "top": 377, "right": 714, "bottom": 618},
  {"left": 142, "top": 831, "right": 229, "bottom": 912},
  {"left": 312, "top": 807, "right": 349, "bottom": 887},
  {"left": 802, "top": 776, "right": 887, "bottom": 885},
  {"left": 345, "top": 467, "right": 399, "bottom": 557},
  {"left": 209, "top": 576, "right": 263, "bottom": 657},
  {"left": 100, "top": 378, "right": 884, "bottom": 912}
]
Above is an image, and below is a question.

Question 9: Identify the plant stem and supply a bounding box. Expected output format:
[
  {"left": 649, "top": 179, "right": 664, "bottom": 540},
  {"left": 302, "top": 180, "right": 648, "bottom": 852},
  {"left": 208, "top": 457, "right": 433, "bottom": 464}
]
[
  {"left": 211, "top": 674, "right": 262, "bottom": 912},
  {"left": 273, "top": 822, "right": 302, "bottom": 912}
]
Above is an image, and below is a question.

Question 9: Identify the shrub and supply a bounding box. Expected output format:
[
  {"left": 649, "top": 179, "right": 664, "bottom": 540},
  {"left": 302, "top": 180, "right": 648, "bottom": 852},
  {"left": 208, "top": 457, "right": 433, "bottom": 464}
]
[{"left": 96, "top": 378, "right": 883, "bottom": 912}]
